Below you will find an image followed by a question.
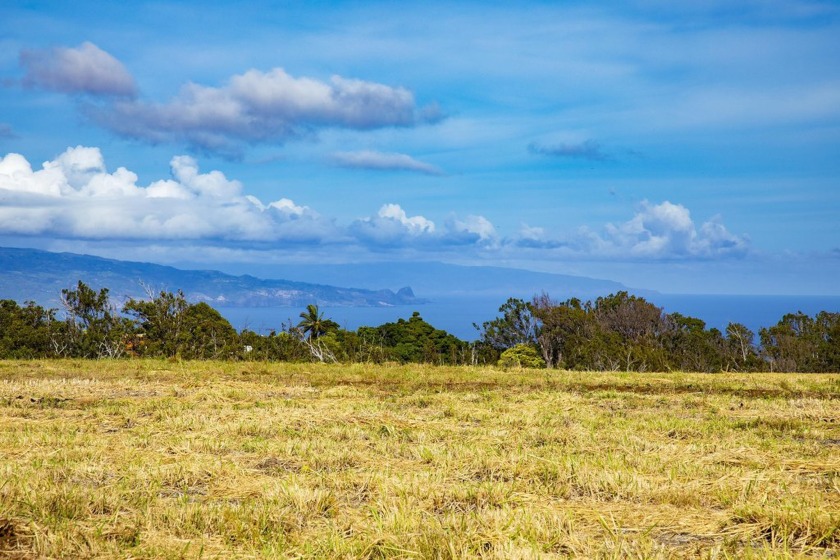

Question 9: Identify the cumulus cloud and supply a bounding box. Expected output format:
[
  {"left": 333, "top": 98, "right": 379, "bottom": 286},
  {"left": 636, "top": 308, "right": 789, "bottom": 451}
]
[
  {"left": 528, "top": 140, "right": 610, "bottom": 161},
  {"left": 444, "top": 214, "right": 498, "bottom": 245},
  {"left": 1, "top": 148, "right": 748, "bottom": 261},
  {"left": 330, "top": 150, "right": 443, "bottom": 175},
  {"left": 600, "top": 201, "right": 748, "bottom": 258},
  {"left": 0, "top": 146, "right": 334, "bottom": 243},
  {"left": 348, "top": 204, "right": 502, "bottom": 249},
  {"left": 511, "top": 201, "right": 748, "bottom": 259},
  {"left": 0, "top": 147, "right": 500, "bottom": 254},
  {"left": 20, "top": 42, "right": 137, "bottom": 97},
  {"left": 85, "top": 67, "right": 433, "bottom": 156},
  {"left": 350, "top": 204, "right": 436, "bottom": 246},
  {"left": 513, "top": 224, "right": 567, "bottom": 249}
]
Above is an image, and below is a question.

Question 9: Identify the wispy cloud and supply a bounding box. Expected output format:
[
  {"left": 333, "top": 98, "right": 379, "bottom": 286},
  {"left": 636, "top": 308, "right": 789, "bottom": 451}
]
[
  {"left": 330, "top": 150, "right": 443, "bottom": 175},
  {"left": 20, "top": 42, "right": 137, "bottom": 97},
  {"left": 528, "top": 140, "right": 610, "bottom": 161}
]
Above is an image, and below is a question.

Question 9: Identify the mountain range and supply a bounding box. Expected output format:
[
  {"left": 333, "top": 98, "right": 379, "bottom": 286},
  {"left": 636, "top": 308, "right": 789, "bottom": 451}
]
[
  {"left": 0, "top": 246, "right": 632, "bottom": 311},
  {"left": 0, "top": 247, "right": 422, "bottom": 309}
]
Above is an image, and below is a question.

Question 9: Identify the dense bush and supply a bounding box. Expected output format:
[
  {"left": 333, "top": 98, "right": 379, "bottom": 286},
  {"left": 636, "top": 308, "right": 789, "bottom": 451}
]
[{"left": 498, "top": 344, "right": 545, "bottom": 369}]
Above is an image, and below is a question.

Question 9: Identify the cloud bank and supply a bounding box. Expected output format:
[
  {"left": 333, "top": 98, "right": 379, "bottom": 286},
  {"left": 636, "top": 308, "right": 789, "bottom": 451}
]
[
  {"left": 0, "top": 147, "right": 485, "bottom": 250},
  {"left": 0, "top": 146, "right": 335, "bottom": 242},
  {"left": 20, "top": 42, "right": 137, "bottom": 97},
  {"left": 1, "top": 147, "right": 748, "bottom": 260}
]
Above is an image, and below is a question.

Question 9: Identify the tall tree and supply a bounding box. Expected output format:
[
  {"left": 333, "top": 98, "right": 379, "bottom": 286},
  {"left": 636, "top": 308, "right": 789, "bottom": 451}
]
[
  {"left": 475, "top": 298, "right": 539, "bottom": 350},
  {"left": 0, "top": 300, "right": 56, "bottom": 358},
  {"left": 298, "top": 304, "right": 328, "bottom": 341},
  {"left": 123, "top": 288, "right": 190, "bottom": 357},
  {"left": 59, "top": 281, "right": 129, "bottom": 358},
  {"left": 725, "top": 322, "right": 758, "bottom": 372}
]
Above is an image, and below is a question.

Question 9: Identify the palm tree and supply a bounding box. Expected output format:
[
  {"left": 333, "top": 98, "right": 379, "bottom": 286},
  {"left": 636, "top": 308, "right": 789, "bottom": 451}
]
[{"left": 298, "top": 304, "right": 327, "bottom": 341}]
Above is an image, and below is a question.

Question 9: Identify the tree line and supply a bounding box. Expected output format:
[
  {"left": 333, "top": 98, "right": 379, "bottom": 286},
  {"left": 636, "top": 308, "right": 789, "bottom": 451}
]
[{"left": 0, "top": 281, "right": 837, "bottom": 372}]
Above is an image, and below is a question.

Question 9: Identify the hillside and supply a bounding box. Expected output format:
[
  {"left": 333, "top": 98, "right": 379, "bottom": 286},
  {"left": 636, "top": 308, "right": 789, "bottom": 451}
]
[
  {"left": 178, "top": 260, "right": 632, "bottom": 300},
  {"left": 0, "top": 247, "right": 422, "bottom": 308}
]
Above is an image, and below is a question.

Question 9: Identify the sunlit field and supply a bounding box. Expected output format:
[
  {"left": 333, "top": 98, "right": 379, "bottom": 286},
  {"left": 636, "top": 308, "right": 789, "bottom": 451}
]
[{"left": 1, "top": 360, "right": 838, "bottom": 559}]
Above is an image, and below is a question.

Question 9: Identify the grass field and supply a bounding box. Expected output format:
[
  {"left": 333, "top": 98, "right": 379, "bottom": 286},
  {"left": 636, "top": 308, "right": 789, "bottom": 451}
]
[{"left": 0, "top": 360, "right": 838, "bottom": 559}]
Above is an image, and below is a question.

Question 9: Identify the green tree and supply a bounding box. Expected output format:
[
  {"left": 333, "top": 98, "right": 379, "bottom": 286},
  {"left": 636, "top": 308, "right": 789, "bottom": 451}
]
[
  {"left": 592, "top": 292, "right": 670, "bottom": 371},
  {"left": 532, "top": 294, "right": 593, "bottom": 369},
  {"left": 59, "top": 281, "right": 130, "bottom": 358},
  {"left": 665, "top": 313, "right": 724, "bottom": 372},
  {"left": 123, "top": 289, "right": 190, "bottom": 357},
  {"left": 297, "top": 304, "right": 336, "bottom": 341},
  {"left": 0, "top": 300, "right": 56, "bottom": 358},
  {"left": 814, "top": 311, "right": 840, "bottom": 371},
  {"left": 179, "top": 302, "right": 239, "bottom": 359},
  {"left": 124, "top": 290, "right": 238, "bottom": 359},
  {"left": 364, "top": 312, "right": 468, "bottom": 365},
  {"left": 761, "top": 311, "right": 840, "bottom": 372},
  {"left": 725, "top": 322, "right": 759, "bottom": 372},
  {"left": 475, "top": 298, "right": 539, "bottom": 350}
]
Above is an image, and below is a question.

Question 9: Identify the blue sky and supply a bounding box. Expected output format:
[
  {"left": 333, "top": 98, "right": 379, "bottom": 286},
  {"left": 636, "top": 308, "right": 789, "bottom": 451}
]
[{"left": 1, "top": 0, "right": 838, "bottom": 294}]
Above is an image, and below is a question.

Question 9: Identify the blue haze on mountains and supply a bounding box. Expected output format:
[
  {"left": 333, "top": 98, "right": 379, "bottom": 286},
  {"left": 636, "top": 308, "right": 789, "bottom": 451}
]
[{"left": 2, "top": 246, "right": 838, "bottom": 342}]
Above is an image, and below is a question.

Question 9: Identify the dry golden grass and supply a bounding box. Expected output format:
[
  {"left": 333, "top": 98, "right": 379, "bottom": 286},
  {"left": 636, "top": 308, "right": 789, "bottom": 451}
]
[{"left": 0, "top": 360, "right": 838, "bottom": 559}]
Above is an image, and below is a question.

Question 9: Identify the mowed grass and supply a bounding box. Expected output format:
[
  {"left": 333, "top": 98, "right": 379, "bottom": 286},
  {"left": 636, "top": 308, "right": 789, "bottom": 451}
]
[{"left": 0, "top": 361, "right": 838, "bottom": 559}]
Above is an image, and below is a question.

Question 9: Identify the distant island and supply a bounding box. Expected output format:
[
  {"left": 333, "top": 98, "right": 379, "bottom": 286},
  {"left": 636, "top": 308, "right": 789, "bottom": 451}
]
[
  {"left": 0, "top": 246, "right": 632, "bottom": 310},
  {"left": 0, "top": 246, "right": 424, "bottom": 308}
]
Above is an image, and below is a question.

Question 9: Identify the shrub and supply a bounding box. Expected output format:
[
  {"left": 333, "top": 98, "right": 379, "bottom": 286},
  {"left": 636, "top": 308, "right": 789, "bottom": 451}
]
[{"left": 498, "top": 343, "right": 545, "bottom": 369}]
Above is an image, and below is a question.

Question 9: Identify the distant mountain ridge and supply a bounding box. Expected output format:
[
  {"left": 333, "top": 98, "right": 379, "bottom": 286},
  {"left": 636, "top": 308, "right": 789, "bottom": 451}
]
[
  {"left": 196, "top": 261, "right": 633, "bottom": 300},
  {"left": 0, "top": 247, "right": 423, "bottom": 309}
]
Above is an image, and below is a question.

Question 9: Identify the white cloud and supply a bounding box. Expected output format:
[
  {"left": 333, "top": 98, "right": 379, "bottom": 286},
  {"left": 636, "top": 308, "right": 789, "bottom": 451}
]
[
  {"left": 20, "top": 42, "right": 137, "bottom": 97},
  {"left": 444, "top": 214, "right": 497, "bottom": 245},
  {"left": 349, "top": 204, "right": 437, "bottom": 246},
  {"left": 514, "top": 223, "right": 566, "bottom": 249},
  {"left": 86, "top": 67, "right": 431, "bottom": 156},
  {"left": 0, "top": 146, "right": 334, "bottom": 243},
  {"left": 331, "top": 150, "right": 443, "bottom": 175},
  {"left": 0, "top": 148, "right": 750, "bottom": 260},
  {"left": 0, "top": 151, "right": 68, "bottom": 197},
  {"left": 601, "top": 201, "right": 748, "bottom": 257},
  {"left": 349, "top": 205, "right": 503, "bottom": 249},
  {"left": 512, "top": 201, "right": 749, "bottom": 259},
  {"left": 378, "top": 204, "right": 435, "bottom": 234}
]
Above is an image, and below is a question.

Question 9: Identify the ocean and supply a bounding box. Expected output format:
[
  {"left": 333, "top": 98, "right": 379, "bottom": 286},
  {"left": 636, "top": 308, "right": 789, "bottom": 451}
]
[{"left": 217, "top": 294, "right": 840, "bottom": 341}]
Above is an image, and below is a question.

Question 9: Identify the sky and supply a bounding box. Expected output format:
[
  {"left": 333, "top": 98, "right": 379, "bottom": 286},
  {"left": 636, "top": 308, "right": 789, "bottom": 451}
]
[{"left": 1, "top": 0, "right": 839, "bottom": 295}]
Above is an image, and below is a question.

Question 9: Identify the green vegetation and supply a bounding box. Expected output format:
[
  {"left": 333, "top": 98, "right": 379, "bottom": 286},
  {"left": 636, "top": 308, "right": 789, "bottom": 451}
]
[
  {"left": 498, "top": 343, "right": 546, "bottom": 369},
  {"left": 0, "top": 282, "right": 839, "bottom": 372},
  {"left": 0, "top": 360, "right": 837, "bottom": 558}
]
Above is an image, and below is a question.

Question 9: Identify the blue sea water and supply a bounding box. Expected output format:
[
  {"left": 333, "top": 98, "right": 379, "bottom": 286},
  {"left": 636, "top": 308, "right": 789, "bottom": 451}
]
[{"left": 217, "top": 294, "right": 840, "bottom": 341}]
